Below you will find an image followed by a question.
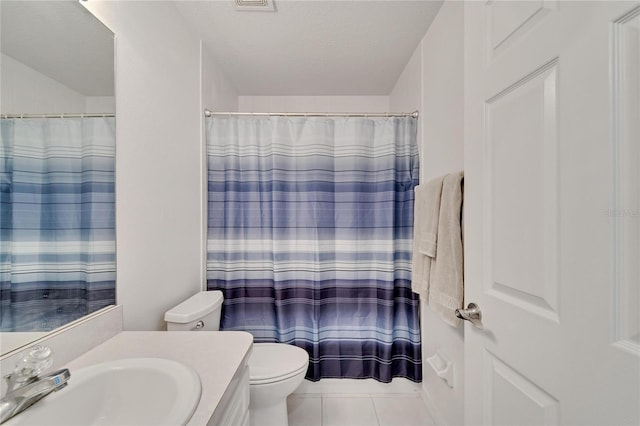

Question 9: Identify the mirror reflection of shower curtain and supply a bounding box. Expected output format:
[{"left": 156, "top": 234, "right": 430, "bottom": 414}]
[
  {"left": 206, "top": 115, "right": 422, "bottom": 382},
  {"left": 0, "top": 117, "right": 116, "bottom": 332}
]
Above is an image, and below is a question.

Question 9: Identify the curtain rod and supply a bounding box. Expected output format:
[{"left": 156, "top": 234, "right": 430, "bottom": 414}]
[
  {"left": 1, "top": 113, "right": 115, "bottom": 119},
  {"left": 204, "top": 109, "right": 419, "bottom": 119}
]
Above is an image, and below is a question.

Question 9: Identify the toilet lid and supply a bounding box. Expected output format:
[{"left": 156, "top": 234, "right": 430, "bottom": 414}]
[{"left": 249, "top": 343, "right": 309, "bottom": 384}]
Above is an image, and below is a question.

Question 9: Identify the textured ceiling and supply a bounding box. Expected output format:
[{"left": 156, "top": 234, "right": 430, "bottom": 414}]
[
  {"left": 176, "top": 0, "right": 443, "bottom": 95},
  {"left": 1, "top": 1, "right": 114, "bottom": 96}
]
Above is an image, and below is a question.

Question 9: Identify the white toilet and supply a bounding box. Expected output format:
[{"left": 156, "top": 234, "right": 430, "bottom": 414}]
[{"left": 164, "top": 291, "right": 309, "bottom": 426}]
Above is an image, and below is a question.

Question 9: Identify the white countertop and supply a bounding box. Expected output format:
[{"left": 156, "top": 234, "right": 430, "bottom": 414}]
[{"left": 63, "top": 331, "right": 253, "bottom": 426}]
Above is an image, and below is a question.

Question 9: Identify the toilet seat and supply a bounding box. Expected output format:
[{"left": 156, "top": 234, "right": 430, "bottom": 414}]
[{"left": 249, "top": 343, "right": 309, "bottom": 385}]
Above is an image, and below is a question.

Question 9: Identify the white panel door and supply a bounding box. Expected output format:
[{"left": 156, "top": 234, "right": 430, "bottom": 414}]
[{"left": 464, "top": 1, "right": 640, "bottom": 425}]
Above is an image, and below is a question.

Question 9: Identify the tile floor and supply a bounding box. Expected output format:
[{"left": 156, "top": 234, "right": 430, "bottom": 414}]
[{"left": 287, "top": 394, "right": 436, "bottom": 426}]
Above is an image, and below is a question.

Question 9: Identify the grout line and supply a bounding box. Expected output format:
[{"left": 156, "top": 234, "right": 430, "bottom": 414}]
[{"left": 370, "top": 394, "right": 382, "bottom": 426}]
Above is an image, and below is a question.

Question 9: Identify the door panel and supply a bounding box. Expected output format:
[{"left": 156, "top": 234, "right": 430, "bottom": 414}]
[
  {"left": 486, "top": 61, "right": 559, "bottom": 321},
  {"left": 483, "top": 351, "right": 559, "bottom": 426},
  {"left": 488, "top": 0, "right": 556, "bottom": 57},
  {"left": 613, "top": 5, "right": 640, "bottom": 353},
  {"left": 464, "top": 1, "right": 640, "bottom": 425}
]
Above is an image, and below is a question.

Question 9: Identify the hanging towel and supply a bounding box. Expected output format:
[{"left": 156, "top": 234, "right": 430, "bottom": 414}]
[
  {"left": 429, "top": 171, "right": 464, "bottom": 327},
  {"left": 411, "top": 176, "right": 445, "bottom": 299}
]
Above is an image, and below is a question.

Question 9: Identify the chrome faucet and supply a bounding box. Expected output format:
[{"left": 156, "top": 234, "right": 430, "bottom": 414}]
[{"left": 0, "top": 346, "right": 70, "bottom": 424}]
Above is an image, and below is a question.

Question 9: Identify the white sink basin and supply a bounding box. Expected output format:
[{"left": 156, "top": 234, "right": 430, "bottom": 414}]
[{"left": 6, "top": 358, "right": 202, "bottom": 426}]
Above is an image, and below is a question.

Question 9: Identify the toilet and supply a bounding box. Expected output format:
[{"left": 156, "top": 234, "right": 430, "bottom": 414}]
[{"left": 164, "top": 291, "right": 309, "bottom": 426}]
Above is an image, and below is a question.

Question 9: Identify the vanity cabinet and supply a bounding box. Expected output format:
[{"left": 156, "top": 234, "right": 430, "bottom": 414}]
[{"left": 208, "top": 363, "right": 250, "bottom": 426}]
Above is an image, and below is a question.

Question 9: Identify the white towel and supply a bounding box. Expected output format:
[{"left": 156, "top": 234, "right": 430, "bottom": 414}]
[
  {"left": 428, "top": 172, "right": 464, "bottom": 327},
  {"left": 411, "top": 176, "right": 444, "bottom": 300}
]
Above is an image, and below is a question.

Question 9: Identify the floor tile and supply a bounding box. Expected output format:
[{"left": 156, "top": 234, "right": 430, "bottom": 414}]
[
  {"left": 288, "top": 395, "right": 322, "bottom": 426},
  {"left": 372, "top": 396, "right": 435, "bottom": 426},
  {"left": 323, "top": 396, "right": 379, "bottom": 426}
]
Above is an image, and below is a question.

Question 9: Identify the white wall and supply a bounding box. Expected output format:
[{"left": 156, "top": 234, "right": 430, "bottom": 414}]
[
  {"left": 200, "top": 44, "right": 239, "bottom": 286},
  {"left": 390, "top": 45, "right": 422, "bottom": 116},
  {"left": 83, "top": 1, "right": 204, "bottom": 331},
  {"left": 390, "top": 42, "right": 422, "bottom": 173},
  {"left": 202, "top": 46, "right": 239, "bottom": 113},
  {"left": 85, "top": 96, "right": 116, "bottom": 114},
  {"left": 239, "top": 96, "right": 389, "bottom": 113},
  {"left": 390, "top": 2, "right": 465, "bottom": 425},
  {"left": 421, "top": 2, "right": 464, "bottom": 181},
  {"left": 1, "top": 53, "right": 115, "bottom": 115},
  {"left": 1, "top": 53, "right": 85, "bottom": 114},
  {"left": 420, "top": 2, "right": 465, "bottom": 424}
]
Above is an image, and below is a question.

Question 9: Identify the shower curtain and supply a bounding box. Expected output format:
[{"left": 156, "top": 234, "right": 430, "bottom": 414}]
[
  {"left": 206, "top": 115, "right": 421, "bottom": 382},
  {"left": 0, "top": 117, "right": 116, "bottom": 332}
]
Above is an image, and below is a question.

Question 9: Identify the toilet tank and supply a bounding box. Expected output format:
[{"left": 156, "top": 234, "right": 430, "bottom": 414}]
[{"left": 164, "top": 291, "right": 224, "bottom": 331}]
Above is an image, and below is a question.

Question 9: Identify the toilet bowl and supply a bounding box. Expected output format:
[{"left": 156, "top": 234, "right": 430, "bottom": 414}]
[
  {"left": 248, "top": 343, "right": 308, "bottom": 426},
  {"left": 164, "top": 291, "right": 309, "bottom": 426}
]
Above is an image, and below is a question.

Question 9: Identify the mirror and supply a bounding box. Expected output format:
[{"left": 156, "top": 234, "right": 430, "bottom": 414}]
[{"left": 0, "top": 1, "right": 115, "bottom": 353}]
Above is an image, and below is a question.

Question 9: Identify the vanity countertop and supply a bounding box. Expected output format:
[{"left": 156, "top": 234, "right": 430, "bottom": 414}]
[{"left": 63, "top": 331, "right": 253, "bottom": 426}]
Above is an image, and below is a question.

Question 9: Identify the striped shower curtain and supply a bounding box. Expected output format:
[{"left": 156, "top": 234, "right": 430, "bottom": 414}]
[
  {"left": 0, "top": 117, "right": 116, "bottom": 332},
  {"left": 206, "top": 116, "right": 421, "bottom": 382}
]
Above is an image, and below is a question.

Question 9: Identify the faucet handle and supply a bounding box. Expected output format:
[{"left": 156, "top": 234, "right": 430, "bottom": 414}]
[{"left": 10, "top": 346, "right": 54, "bottom": 384}]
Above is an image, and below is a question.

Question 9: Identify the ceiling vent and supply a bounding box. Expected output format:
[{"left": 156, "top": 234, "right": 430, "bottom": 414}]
[{"left": 233, "top": 0, "right": 276, "bottom": 12}]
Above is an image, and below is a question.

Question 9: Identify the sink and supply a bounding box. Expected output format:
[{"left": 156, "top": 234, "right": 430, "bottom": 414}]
[{"left": 5, "top": 358, "right": 202, "bottom": 426}]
